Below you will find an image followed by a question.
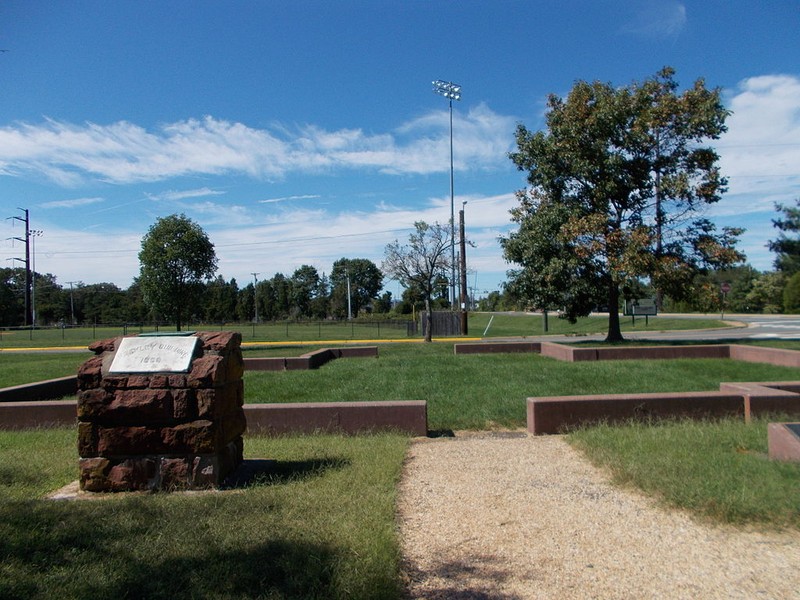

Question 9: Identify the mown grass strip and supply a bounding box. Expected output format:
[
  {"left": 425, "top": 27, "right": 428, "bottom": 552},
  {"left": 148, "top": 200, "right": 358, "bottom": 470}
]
[
  {"left": 0, "top": 428, "right": 409, "bottom": 600},
  {"left": 568, "top": 416, "right": 800, "bottom": 528}
]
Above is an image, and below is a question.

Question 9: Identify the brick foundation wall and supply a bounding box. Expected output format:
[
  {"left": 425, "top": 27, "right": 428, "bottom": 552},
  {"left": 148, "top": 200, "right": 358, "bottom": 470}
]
[{"left": 77, "top": 331, "right": 245, "bottom": 492}]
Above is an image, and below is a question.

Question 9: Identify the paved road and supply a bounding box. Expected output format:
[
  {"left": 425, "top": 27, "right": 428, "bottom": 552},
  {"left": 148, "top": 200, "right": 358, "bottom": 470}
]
[{"left": 514, "top": 314, "right": 800, "bottom": 343}]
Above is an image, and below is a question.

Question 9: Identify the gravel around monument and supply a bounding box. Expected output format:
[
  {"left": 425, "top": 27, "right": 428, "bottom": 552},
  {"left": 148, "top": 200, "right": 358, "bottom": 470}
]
[{"left": 397, "top": 434, "right": 800, "bottom": 599}]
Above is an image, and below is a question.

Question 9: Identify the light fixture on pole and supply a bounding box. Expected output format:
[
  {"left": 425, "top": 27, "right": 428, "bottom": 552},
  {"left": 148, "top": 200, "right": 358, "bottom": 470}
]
[{"left": 432, "top": 79, "right": 461, "bottom": 309}]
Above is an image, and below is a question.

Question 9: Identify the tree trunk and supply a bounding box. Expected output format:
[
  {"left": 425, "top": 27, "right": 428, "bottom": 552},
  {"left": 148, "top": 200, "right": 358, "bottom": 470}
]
[
  {"left": 605, "top": 280, "right": 624, "bottom": 343},
  {"left": 423, "top": 296, "right": 433, "bottom": 343}
]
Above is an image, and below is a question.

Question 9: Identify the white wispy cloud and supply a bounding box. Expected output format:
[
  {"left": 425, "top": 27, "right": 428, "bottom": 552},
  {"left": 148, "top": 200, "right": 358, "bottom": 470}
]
[
  {"left": 715, "top": 74, "right": 800, "bottom": 215},
  {"left": 621, "top": 1, "right": 687, "bottom": 38},
  {"left": 149, "top": 187, "right": 227, "bottom": 202},
  {"left": 259, "top": 194, "right": 322, "bottom": 204},
  {"left": 40, "top": 196, "right": 104, "bottom": 209},
  {"left": 0, "top": 107, "right": 515, "bottom": 185}
]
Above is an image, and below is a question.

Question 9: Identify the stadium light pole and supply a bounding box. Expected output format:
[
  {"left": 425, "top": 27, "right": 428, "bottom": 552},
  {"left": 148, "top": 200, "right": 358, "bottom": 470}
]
[{"left": 432, "top": 79, "right": 461, "bottom": 309}]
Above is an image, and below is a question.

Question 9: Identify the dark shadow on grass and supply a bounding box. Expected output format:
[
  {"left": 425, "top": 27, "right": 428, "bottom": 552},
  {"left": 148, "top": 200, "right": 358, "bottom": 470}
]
[
  {"left": 222, "top": 457, "right": 351, "bottom": 488},
  {"left": 0, "top": 497, "right": 348, "bottom": 599}
]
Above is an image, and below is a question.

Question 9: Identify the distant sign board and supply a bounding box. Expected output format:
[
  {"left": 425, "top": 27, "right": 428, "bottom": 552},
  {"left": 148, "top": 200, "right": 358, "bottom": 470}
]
[
  {"left": 624, "top": 298, "right": 658, "bottom": 316},
  {"left": 109, "top": 336, "right": 198, "bottom": 373},
  {"left": 721, "top": 282, "right": 732, "bottom": 294}
]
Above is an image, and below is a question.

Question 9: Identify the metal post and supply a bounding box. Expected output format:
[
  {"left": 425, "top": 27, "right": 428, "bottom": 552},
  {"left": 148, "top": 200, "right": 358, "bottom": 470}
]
[
  {"left": 459, "top": 203, "right": 468, "bottom": 335},
  {"left": 251, "top": 272, "right": 259, "bottom": 323},
  {"left": 432, "top": 80, "right": 462, "bottom": 309}
]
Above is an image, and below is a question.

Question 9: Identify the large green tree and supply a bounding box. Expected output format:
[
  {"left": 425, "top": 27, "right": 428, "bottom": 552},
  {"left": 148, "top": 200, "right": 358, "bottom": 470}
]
[
  {"left": 768, "top": 199, "right": 800, "bottom": 275},
  {"left": 330, "top": 258, "right": 383, "bottom": 318},
  {"left": 383, "top": 221, "right": 451, "bottom": 342},
  {"left": 504, "top": 67, "right": 743, "bottom": 341},
  {"left": 138, "top": 214, "right": 217, "bottom": 331}
]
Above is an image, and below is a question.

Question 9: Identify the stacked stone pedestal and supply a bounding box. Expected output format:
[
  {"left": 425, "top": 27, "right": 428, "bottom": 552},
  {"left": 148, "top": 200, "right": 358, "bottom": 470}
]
[{"left": 77, "top": 331, "right": 245, "bottom": 492}]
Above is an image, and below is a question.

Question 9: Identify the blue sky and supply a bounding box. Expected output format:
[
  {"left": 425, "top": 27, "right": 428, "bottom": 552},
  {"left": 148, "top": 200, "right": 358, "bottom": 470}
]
[{"left": 1, "top": 1, "right": 798, "bottom": 299}]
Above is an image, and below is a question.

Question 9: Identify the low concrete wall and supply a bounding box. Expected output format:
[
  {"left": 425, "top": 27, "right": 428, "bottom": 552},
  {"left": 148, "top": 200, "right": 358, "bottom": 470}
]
[
  {"left": 768, "top": 422, "right": 800, "bottom": 462},
  {"left": 244, "top": 401, "right": 427, "bottom": 436},
  {"left": 454, "top": 342, "right": 541, "bottom": 355},
  {"left": 730, "top": 345, "right": 800, "bottom": 368},
  {"left": 0, "top": 399, "right": 428, "bottom": 435},
  {"left": 243, "top": 346, "right": 378, "bottom": 371},
  {"left": 528, "top": 380, "right": 800, "bottom": 434},
  {"left": 0, "top": 400, "right": 78, "bottom": 429},
  {"left": 0, "top": 376, "right": 76, "bottom": 403},
  {"left": 527, "top": 391, "right": 744, "bottom": 435}
]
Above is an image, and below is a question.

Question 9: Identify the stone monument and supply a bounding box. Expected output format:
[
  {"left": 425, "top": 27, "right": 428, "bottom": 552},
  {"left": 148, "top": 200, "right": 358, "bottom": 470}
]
[{"left": 76, "top": 331, "right": 245, "bottom": 492}]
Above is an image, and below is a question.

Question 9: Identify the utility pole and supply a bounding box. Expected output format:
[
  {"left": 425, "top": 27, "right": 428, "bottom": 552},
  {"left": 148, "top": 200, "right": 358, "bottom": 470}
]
[
  {"left": 459, "top": 202, "right": 468, "bottom": 335},
  {"left": 66, "top": 281, "right": 80, "bottom": 325},
  {"left": 6, "top": 208, "right": 31, "bottom": 326},
  {"left": 251, "top": 273, "right": 260, "bottom": 323}
]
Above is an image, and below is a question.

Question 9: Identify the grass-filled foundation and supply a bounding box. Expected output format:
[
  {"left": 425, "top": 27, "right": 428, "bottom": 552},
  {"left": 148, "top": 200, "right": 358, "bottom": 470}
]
[
  {"left": 568, "top": 416, "right": 800, "bottom": 528},
  {"left": 0, "top": 428, "right": 409, "bottom": 600}
]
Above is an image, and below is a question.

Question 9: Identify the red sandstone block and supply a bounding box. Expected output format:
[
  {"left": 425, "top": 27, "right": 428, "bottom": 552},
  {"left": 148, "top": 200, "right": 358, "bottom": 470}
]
[
  {"left": 196, "top": 382, "right": 243, "bottom": 419},
  {"left": 77, "top": 388, "right": 114, "bottom": 420},
  {"left": 77, "top": 421, "right": 97, "bottom": 457},
  {"left": 188, "top": 355, "right": 224, "bottom": 388},
  {"left": 107, "top": 458, "right": 156, "bottom": 492},
  {"left": 160, "top": 457, "right": 192, "bottom": 490},
  {"left": 168, "top": 374, "right": 188, "bottom": 388},
  {"left": 149, "top": 374, "right": 170, "bottom": 388},
  {"left": 98, "top": 425, "right": 164, "bottom": 455},
  {"left": 79, "top": 457, "right": 112, "bottom": 491},
  {"left": 126, "top": 375, "right": 151, "bottom": 388},
  {"left": 77, "top": 356, "right": 104, "bottom": 390},
  {"left": 102, "top": 375, "right": 129, "bottom": 391},
  {"left": 220, "top": 409, "right": 247, "bottom": 444},
  {"left": 88, "top": 338, "right": 117, "bottom": 354},
  {"left": 161, "top": 420, "right": 217, "bottom": 454},
  {"left": 197, "top": 331, "right": 241, "bottom": 353},
  {"left": 109, "top": 389, "right": 174, "bottom": 423},
  {"left": 171, "top": 388, "right": 196, "bottom": 420},
  {"left": 226, "top": 352, "right": 244, "bottom": 381}
]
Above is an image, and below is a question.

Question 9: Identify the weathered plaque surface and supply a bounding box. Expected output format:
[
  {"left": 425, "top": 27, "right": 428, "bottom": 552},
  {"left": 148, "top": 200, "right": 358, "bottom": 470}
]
[{"left": 109, "top": 336, "right": 198, "bottom": 373}]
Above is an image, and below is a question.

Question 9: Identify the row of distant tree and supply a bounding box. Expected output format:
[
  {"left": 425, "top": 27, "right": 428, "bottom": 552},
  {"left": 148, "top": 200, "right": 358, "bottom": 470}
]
[{"left": 0, "top": 259, "right": 454, "bottom": 328}]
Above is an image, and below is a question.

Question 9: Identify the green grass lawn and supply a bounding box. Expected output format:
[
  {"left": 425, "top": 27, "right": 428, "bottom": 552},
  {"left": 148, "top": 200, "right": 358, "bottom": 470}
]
[
  {"left": 569, "top": 416, "right": 800, "bottom": 528},
  {"left": 243, "top": 343, "right": 800, "bottom": 430},
  {"left": 0, "top": 312, "right": 730, "bottom": 348},
  {"left": 0, "top": 428, "right": 409, "bottom": 600},
  {"left": 469, "top": 312, "right": 729, "bottom": 337}
]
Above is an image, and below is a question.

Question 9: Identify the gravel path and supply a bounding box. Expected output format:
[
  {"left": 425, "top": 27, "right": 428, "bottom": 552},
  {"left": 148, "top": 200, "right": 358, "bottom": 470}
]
[{"left": 397, "top": 433, "right": 800, "bottom": 599}]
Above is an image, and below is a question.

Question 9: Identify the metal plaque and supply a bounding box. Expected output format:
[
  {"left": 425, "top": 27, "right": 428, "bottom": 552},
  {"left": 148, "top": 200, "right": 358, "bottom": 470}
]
[{"left": 109, "top": 336, "right": 198, "bottom": 373}]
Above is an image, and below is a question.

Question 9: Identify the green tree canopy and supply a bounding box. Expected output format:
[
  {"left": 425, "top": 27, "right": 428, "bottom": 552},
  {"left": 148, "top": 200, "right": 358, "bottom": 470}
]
[
  {"left": 138, "top": 214, "right": 217, "bottom": 331},
  {"left": 330, "top": 258, "right": 383, "bottom": 318},
  {"left": 503, "top": 67, "right": 743, "bottom": 341},
  {"left": 768, "top": 199, "right": 800, "bottom": 275}
]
